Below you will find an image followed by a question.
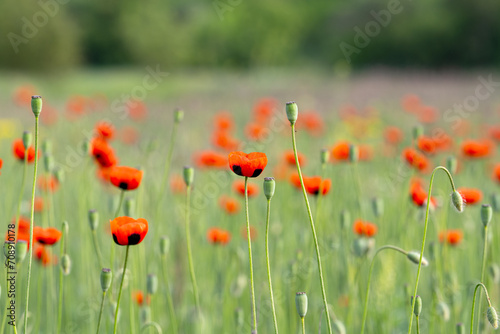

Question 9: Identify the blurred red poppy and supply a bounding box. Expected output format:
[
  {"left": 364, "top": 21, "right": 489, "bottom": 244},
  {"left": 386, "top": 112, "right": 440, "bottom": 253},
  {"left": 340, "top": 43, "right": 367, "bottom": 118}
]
[
  {"left": 253, "top": 98, "right": 276, "bottom": 124},
  {"left": 403, "top": 148, "right": 430, "bottom": 172},
  {"left": 457, "top": 187, "right": 482, "bottom": 205},
  {"left": 109, "top": 166, "right": 143, "bottom": 191},
  {"left": 12, "top": 139, "right": 36, "bottom": 163},
  {"left": 417, "top": 136, "right": 436, "bottom": 154},
  {"left": 195, "top": 150, "right": 227, "bottom": 168},
  {"left": 37, "top": 175, "right": 59, "bottom": 192},
  {"left": 461, "top": 139, "right": 494, "bottom": 158},
  {"left": 214, "top": 112, "right": 234, "bottom": 132},
  {"left": 439, "top": 229, "right": 463, "bottom": 246},
  {"left": 384, "top": 126, "right": 403, "bottom": 145},
  {"left": 402, "top": 94, "right": 421, "bottom": 113},
  {"left": 228, "top": 151, "right": 267, "bottom": 178},
  {"left": 95, "top": 121, "right": 115, "bottom": 141},
  {"left": 127, "top": 100, "right": 147, "bottom": 121},
  {"left": 34, "top": 226, "right": 62, "bottom": 245},
  {"left": 245, "top": 122, "right": 267, "bottom": 141},
  {"left": 296, "top": 111, "right": 325, "bottom": 136},
  {"left": 13, "top": 85, "right": 36, "bottom": 107},
  {"left": 219, "top": 195, "right": 240, "bottom": 214},
  {"left": 283, "top": 150, "right": 306, "bottom": 167},
  {"left": 207, "top": 227, "right": 231, "bottom": 245},
  {"left": 212, "top": 131, "right": 239, "bottom": 151},
  {"left": 91, "top": 138, "right": 118, "bottom": 168},
  {"left": 352, "top": 220, "right": 377, "bottom": 237},
  {"left": 233, "top": 180, "right": 259, "bottom": 197}
]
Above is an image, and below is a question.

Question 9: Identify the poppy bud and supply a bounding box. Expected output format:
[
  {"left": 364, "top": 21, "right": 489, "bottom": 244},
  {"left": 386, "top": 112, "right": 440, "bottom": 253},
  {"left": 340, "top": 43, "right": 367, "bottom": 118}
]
[
  {"left": 349, "top": 144, "right": 359, "bottom": 163},
  {"left": 124, "top": 198, "right": 135, "bottom": 217},
  {"left": 43, "top": 154, "right": 54, "bottom": 172},
  {"left": 446, "top": 156, "right": 457, "bottom": 174},
  {"left": 407, "top": 251, "right": 429, "bottom": 266},
  {"left": 371, "top": 197, "right": 384, "bottom": 217},
  {"left": 451, "top": 190, "right": 464, "bottom": 213},
  {"left": 320, "top": 148, "right": 330, "bottom": 165},
  {"left": 61, "top": 254, "right": 71, "bottom": 275},
  {"left": 286, "top": 102, "right": 298, "bottom": 125},
  {"left": 481, "top": 204, "right": 493, "bottom": 227},
  {"left": 159, "top": 236, "right": 170, "bottom": 255},
  {"left": 333, "top": 319, "right": 346, "bottom": 334},
  {"left": 147, "top": 274, "right": 158, "bottom": 295},
  {"left": 62, "top": 220, "right": 69, "bottom": 236},
  {"left": 263, "top": 177, "right": 275, "bottom": 200},
  {"left": 100, "top": 268, "right": 112, "bottom": 292},
  {"left": 340, "top": 210, "right": 350, "bottom": 230},
  {"left": 234, "top": 308, "right": 244, "bottom": 328},
  {"left": 411, "top": 295, "right": 422, "bottom": 316},
  {"left": 487, "top": 306, "right": 499, "bottom": 329},
  {"left": 88, "top": 210, "right": 99, "bottom": 231},
  {"left": 31, "top": 95, "right": 42, "bottom": 117},
  {"left": 140, "top": 306, "right": 151, "bottom": 324},
  {"left": 22, "top": 131, "right": 32, "bottom": 149},
  {"left": 436, "top": 301, "right": 450, "bottom": 322},
  {"left": 54, "top": 167, "right": 65, "bottom": 184},
  {"left": 16, "top": 241, "right": 28, "bottom": 264},
  {"left": 413, "top": 125, "right": 423, "bottom": 140},
  {"left": 42, "top": 140, "right": 53, "bottom": 155},
  {"left": 456, "top": 323, "right": 465, "bottom": 334},
  {"left": 183, "top": 166, "right": 194, "bottom": 186},
  {"left": 490, "top": 263, "right": 500, "bottom": 284},
  {"left": 174, "top": 108, "right": 184, "bottom": 123},
  {"left": 295, "top": 292, "right": 308, "bottom": 318}
]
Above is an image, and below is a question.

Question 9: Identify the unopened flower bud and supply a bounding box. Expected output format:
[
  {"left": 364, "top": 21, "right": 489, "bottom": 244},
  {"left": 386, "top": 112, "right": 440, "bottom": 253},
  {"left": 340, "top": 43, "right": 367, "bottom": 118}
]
[
  {"left": 62, "top": 220, "right": 69, "bottom": 236},
  {"left": 456, "top": 323, "right": 465, "bottom": 334},
  {"left": 436, "top": 301, "right": 450, "bottom": 322},
  {"left": 88, "top": 210, "right": 99, "bottom": 231},
  {"left": 61, "top": 254, "right": 71, "bottom": 275},
  {"left": 451, "top": 190, "right": 464, "bottom": 213},
  {"left": 492, "top": 193, "right": 500, "bottom": 212},
  {"left": 407, "top": 251, "right": 429, "bottom": 266},
  {"left": 320, "top": 149, "right": 330, "bottom": 165},
  {"left": 487, "top": 306, "right": 499, "bottom": 329},
  {"left": 349, "top": 144, "right": 359, "bottom": 163},
  {"left": 481, "top": 204, "right": 493, "bottom": 227},
  {"left": 147, "top": 274, "right": 158, "bottom": 295},
  {"left": 295, "top": 292, "right": 308, "bottom": 318},
  {"left": 54, "top": 167, "right": 65, "bottom": 183},
  {"left": 413, "top": 125, "right": 423, "bottom": 140},
  {"left": 411, "top": 295, "right": 422, "bottom": 316},
  {"left": 22, "top": 131, "right": 32, "bottom": 150},
  {"left": 183, "top": 166, "right": 194, "bottom": 186},
  {"left": 263, "top": 177, "right": 275, "bottom": 200},
  {"left": 174, "top": 108, "right": 184, "bottom": 123},
  {"left": 100, "top": 268, "right": 112, "bottom": 292},
  {"left": 490, "top": 263, "right": 500, "bottom": 284},
  {"left": 43, "top": 154, "right": 54, "bottom": 172},
  {"left": 31, "top": 95, "right": 42, "bottom": 117},
  {"left": 124, "top": 198, "right": 135, "bottom": 217},
  {"left": 340, "top": 210, "right": 350, "bottom": 230},
  {"left": 140, "top": 305, "right": 151, "bottom": 324},
  {"left": 42, "top": 140, "right": 52, "bottom": 155},
  {"left": 286, "top": 102, "right": 298, "bottom": 125}
]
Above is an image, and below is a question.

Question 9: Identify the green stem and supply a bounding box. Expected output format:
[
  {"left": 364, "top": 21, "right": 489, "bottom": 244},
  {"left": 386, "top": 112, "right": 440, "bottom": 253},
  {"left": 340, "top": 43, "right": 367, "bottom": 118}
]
[
  {"left": 265, "top": 199, "right": 279, "bottom": 334},
  {"left": 470, "top": 283, "right": 493, "bottom": 334},
  {"left": 57, "top": 223, "right": 67, "bottom": 334},
  {"left": 301, "top": 317, "right": 305, "bottom": 334},
  {"left": 416, "top": 316, "right": 420, "bottom": 334},
  {"left": 360, "top": 245, "right": 408, "bottom": 334},
  {"left": 244, "top": 177, "right": 258, "bottom": 333},
  {"left": 291, "top": 124, "right": 332, "bottom": 334},
  {"left": 24, "top": 116, "right": 40, "bottom": 332},
  {"left": 110, "top": 190, "right": 125, "bottom": 269},
  {"left": 92, "top": 230, "right": 104, "bottom": 270},
  {"left": 185, "top": 185, "right": 200, "bottom": 313},
  {"left": 113, "top": 245, "right": 130, "bottom": 334},
  {"left": 408, "top": 166, "right": 456, "bottom": 334},
  {"left": 161, "top": 255, "right": 178, "bottom": 334},
  {"left": 475, "top": 226, "right": 489, "bottom": 333},
  {"left": 96, "top": 291, "right": 107, "bottom": 334}
]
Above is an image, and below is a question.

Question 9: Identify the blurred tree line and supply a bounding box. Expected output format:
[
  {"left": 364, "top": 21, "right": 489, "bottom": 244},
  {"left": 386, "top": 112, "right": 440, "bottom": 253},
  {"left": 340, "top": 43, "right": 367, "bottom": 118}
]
[{"left": 0, "top": 0, "right": 499, "bottom": 71}]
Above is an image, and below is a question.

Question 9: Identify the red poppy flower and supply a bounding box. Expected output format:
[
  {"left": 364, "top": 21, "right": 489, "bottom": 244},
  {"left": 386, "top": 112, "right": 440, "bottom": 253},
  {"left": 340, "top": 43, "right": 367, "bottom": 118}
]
[
  {"left": 207, "top": 228, "right": 231, "bottom": 245},
  {"left": 110, "top": 216, "right": 148, "bottom": 246},
  {"left": 384, "top": 126, "right": 403, "bottom": 145},
  {"left": 91, "top": 138, "right": 118, "bottom": 168},
  {"left": 214, "top": 112, "right": 234, "bottom": 132},
  {"left": 409, "top": 178, "right": 437, "bottom": 208},
  {"left": 40, "top": 105, "right": 58, "bottom": 126},
  {"left": 12, "top": 139, "right": 36, "bottom": 163},
  {"left": 35, "top": 245, "right": 52, "bottom": 266},
  {"left": 417, "top": 136, "right": 436, "bottom": 154},
  {"left": 34, "top": 197, "right": 44, "bottom": 212},
  {"left": 433, "top": 132, "right": 453, "bottom": 152},
  {"left": 364, "top": 223, "right": 378, "bottom": 237},
  {"left": 127, "top": 99, "right": 148, "bottom": 121},
  {"left": 0, "top": 158, "right": 3, "bottom": 174},
  {"left": 5, "top": 217, "right": 31, "bottom": 247},
  {"left": 457, "top": 187, "right": 482, "bottom": 205},
  {"left": 304, "top": 176, "right": 331, "bottom": 196},
  {"left": 331, "top": 141, "right": 350, "bottom": 161},
  {"left": 352, "top": 220, "right": 377, "bottom": 237},
  {"left": 439, "top": 230, "right": 463, "bottom": 246},
  {"left": 233, "top": 180, "right": 259, "bottom": 197},
  {"left": 283, "top": 150, "right": 306, "bottom": 167},
  {"left": 461, "top": 139, "right": 494, "bottom": 158},
  {"left": 37, "top": 175, "right": 59, "bottom": 192},
  {"left": 195, "top": 150, "right": 227, "bottom": 168},
  {"left": 219, "top": 195, "right": 240, "bottom": 214},
  {"left": 245, "top": 122, "right": 267, "bottom": 141},
  {"left": 493, "top": 164, "right": 500, "bottom": 183},
  {"left": 34, "top": 226, "right": 62, "bottom": 245},
  {"left": 133, "top": 290, "right": 150, "bottom": 305},
  {"left": 13, "top": 85, "right": 36, "bottom": 107},
  {"left": 296, "top": 111, "right": 325, "bottom": 136},
  {"left": 212, "top": 131, "right": 239, "bottom": 151},
  {"left": 109, "top": 166, "right": 143, "bottom": 191},
  {"left": 402, "top": 148, "right": 431, "bottom": 172},
  {"left": 95, "top": 121, "right": 115, "bottom": 140},
  {"left": 353, "top": 220, "right": 365, "bottom": 235},
  {"left": 66, "top": 95, "right": 87, "bottom": 117},
  {"left": 253, "top": 98, "right": 276, "bottom": 124},
  {"left": 228, "top": 151, "right": 267, "bottom": 178}
]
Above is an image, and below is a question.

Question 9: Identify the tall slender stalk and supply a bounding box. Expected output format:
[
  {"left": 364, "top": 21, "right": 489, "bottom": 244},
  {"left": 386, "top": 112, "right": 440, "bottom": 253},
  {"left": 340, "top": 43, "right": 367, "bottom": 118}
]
[
  {"left": 265, "top": 197, "right": 279, "bottom": 333},
  {"left": 96, "top": 291, "right": 107, "bottom": 334},
  {"left": 161, "top": 255, "right": 178, "bottom": 334},
  {"left": 475, "top": 225, "right": 489, "bottom": 333},
  {"left": 24, "top": 113, "right": 40, "bottom": 332},
  {"left": 244, "top": 177, "right": 257, "bottom": 333},
  {"left": 360, "top": 245, "right": 408, "bottom": 334},
  {"left": 57, "top": 222, "right": 67, "bottom": 334},
  {"left": 113, "top": 245, "right": 130, "bottom": 334},
  {"left": 408, "top": 166, "right": 458, "bottom": 334},
  {"left": 110, "top": 190, "right": 125, "bottom": 269},
  {"left": 470, "top": 283, "right": 493, "bottom": 334},
  {"left": 290, "top": 124, "right": 332, "bottom": 334},
  {"left": 185, "top": 184, "right": 200, "bottom": 313},
  {"left": 159, "top": 118, "right": 180, "bottom": 200}
]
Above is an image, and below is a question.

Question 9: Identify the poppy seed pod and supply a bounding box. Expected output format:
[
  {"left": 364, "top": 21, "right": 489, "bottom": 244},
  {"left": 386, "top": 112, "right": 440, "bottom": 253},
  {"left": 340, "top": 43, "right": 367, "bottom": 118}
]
[
  {"left": 100, "top": 268, "right": 112, "bottom": 292},
  {"left": 286, "top": 102, "right": 298, "bottom": 125},
  {"left": 183, "top": 166, "right": 194, "bottom": 186},
  {"left": 16, "top": 241, "right": 28, "bottom": 264},
  {"left": 446, "top": 156, "right": 457, "bottom": 174},
  {"left": 456, "top": 323, "right": 465, "bottom": 334},
  {"left": 371, "top": 197, "right": 384, "bottom": 217},
  {"left": 88, "top": 210, "right": 99, "bottom": 231},
  {"left": 411, "top": 295, "right": 422, "bottom": 316},
  {"left": 481, "top": 204, "right": 493, "bottom": 227},
  {"left": 295, "top": 292, "right": 308, "bottom": 318},
  {"left": 320, "top": 148, "right": 330, "bottom": 165},
  {"left": 22, "top": 131, "right": 32, "bottom": 149},
  {"left": 147, "top": 274, "right": 158, "bottom": 295},
  {"left": 159, "top": 236, "right": 170, "bottom": 255},
  {"left": 349, "top": 144, "right": 359, "bottom": 163},
  {"left": 31, "top": 95, "right": 42, "bottom": 117},
  {"left": 487, "top": 306, "right": 499, "bottom": 329},
  {"left": 174, "top": 108, "right": 184, "bottom": 123},
  {"left": 263, "top": 177, "right": 275, "bottom": 200},
  {"left": 407, "top": 251, "right": 429, "bottom": 266},
  {"left": 61, "top": 254, "right": 71, "bottom": 275},
  {"left": 124, "top": 198, "right": 135, "bottom": 217},
  {"left": 451, "top": 191, "right": 464, "bottom": 213}
]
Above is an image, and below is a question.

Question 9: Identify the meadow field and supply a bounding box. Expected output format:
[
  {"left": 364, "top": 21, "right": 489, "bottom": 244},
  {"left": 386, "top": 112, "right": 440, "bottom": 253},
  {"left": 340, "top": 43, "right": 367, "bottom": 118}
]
[{"left": 1, "top": 69, "right": 500, "bottom": 334}]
